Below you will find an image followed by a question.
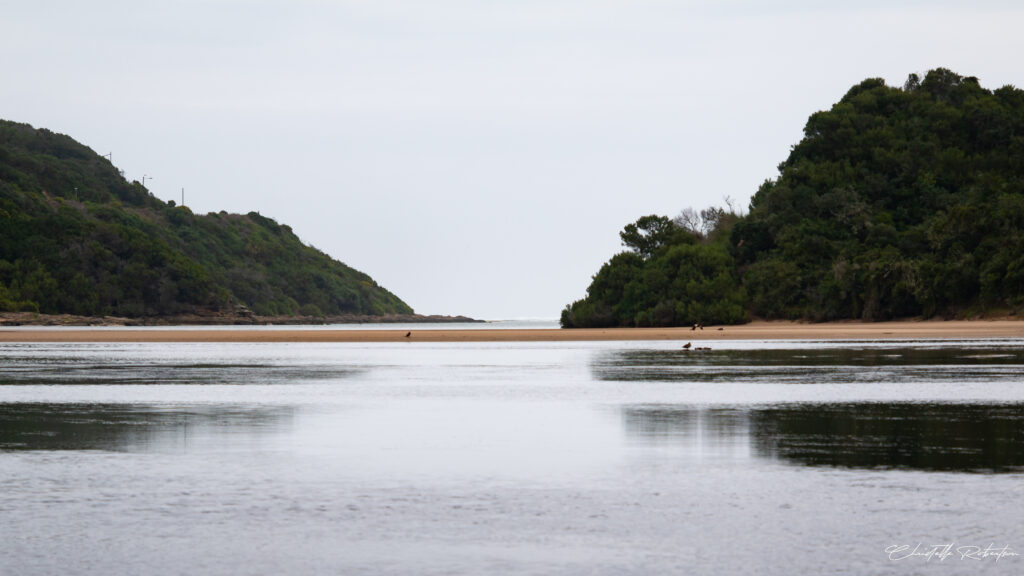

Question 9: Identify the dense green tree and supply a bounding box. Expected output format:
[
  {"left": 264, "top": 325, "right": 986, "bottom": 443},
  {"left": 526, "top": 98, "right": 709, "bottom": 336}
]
[
  {"left": 734, "top": 68, "right": 1024, "bottom": 319},
  {"left": 565, "top": 69, "right": 1024, "bottom": 325},
  {"left": 0, "top": 120, "right": 412, "bottom": 317},
  {"left": 562, "top": 215, "right": 748, "bottom": 327},
  {"left": 619, "top": 215, "right": 686, "bottom": 259}
]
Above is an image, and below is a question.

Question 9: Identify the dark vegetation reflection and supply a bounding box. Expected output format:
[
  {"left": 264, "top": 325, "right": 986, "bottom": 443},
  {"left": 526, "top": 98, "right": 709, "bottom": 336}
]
[
  {"left": 623, "top": 403, "right": 1024, "bottom": 472},
  {"left": 0, "top": 356, "right": 362, "bottom": 385},
  {"left": 0, "top": 403, "right": 294, "bottom": 451},
  {"left": 594, "top": 346, "right": 1024, "bottom": 383}
]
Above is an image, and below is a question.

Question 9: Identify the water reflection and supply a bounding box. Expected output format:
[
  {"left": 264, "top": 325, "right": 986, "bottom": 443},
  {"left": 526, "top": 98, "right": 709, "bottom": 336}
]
[
  {"left": 594, "top": 345, "right": 1024, "bottom": 383},
  {"left": 623, "top": 403, "right": 1024, "bottom": 472},
  {"left": 0, "top": 403, "right": 294, "bottom": 452},
  {"left": 622, "top": 406, "right": 748, "bottom": 442},
  {"left": 0, "top": 359, "right": 361, "bottom": 386}
]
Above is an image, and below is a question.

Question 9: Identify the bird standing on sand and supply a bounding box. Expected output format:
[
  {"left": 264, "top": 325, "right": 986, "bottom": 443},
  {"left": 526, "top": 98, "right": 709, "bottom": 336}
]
[
  {"left": 405, "top": 332, "right": 411, "bottom": 338},
  {"left": 682, "top": 342, "right": 692, "bottom": 350}
]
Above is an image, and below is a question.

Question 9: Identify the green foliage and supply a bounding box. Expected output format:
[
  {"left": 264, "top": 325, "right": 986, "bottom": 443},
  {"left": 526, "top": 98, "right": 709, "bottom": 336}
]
[
  {"left": 562, "top": 215, "right": 748, "bottom": 327},
  {"left": 736, "top": 68, "right": 1024, "bottom": 320},
  {"left": 0, "top": 119, "right": 412, "bottom": 317},
  {"left": 566, "top": 69, "right": 1024, "bottom": 325},
  {"left": 298, "top": 303, "right": 324, "bottom": 317},
  {"left": 619, "top": 215, "right": 695, "bottom": 259}
]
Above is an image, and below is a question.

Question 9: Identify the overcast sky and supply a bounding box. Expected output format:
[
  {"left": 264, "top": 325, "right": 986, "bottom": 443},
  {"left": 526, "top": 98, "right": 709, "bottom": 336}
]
[{"left": 3, "top": 1, "right": 1022, "bottom": 319}]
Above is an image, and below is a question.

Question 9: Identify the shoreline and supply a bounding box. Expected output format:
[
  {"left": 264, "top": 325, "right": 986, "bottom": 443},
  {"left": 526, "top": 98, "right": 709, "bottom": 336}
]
[
  {"left": 0, "top": 311, "right": 482, "bottom": 328},
  {"left": 2, "top": 320, "right": 1024, "bottom": 343}
]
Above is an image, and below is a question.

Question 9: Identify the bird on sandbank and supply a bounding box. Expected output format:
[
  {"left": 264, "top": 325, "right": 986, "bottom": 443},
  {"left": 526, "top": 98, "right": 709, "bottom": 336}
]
[{"left": 683, "top": 342, "right": 713, "bottom": 351}]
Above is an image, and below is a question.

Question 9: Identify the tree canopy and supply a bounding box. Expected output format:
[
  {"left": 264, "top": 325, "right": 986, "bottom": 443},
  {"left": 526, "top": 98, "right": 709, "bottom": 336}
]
[
  {"left": 735, "top": 68, "right": 1024, "bottom": 320},
  {"left": 0, "top": 120, "right": 412, "bottom": 317},
  {"left": 563, "top": 69, "right": 1024, "bottom": 327},
  {"left": 561, "top": 213, "right": 748, "bottom": 328}
]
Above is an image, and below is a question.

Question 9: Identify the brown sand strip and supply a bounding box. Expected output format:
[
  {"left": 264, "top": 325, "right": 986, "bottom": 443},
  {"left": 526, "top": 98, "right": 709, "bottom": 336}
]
[{"left": 1, "top": 320, "right": 1024, "bottom": 343}]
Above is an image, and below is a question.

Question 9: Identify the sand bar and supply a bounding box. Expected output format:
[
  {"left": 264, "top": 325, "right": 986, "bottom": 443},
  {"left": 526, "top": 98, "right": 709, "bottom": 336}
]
[{"left": 2, "top": 320, "right": 1024, "bottom": 343}]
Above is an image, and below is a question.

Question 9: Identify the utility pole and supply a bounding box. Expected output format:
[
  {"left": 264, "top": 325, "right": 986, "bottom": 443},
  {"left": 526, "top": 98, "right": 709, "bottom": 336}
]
[
  {"left": 142, "top": 174, "right": 152, "bottom": 188},
  {"left": 181, "top": 187, "right": 184, "bottom": 207}
]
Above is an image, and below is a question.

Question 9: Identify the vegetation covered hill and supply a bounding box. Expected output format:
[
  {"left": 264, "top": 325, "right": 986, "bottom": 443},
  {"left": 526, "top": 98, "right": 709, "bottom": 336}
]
[
  {"left": 563, "top": 69, "right": 1024, "bottom": 327},
  {"left": 561, "top": 212, "right": 748, "bottom": 328},
  {"left": 0, "top": 120, "right": 412, "bottom": 318}
]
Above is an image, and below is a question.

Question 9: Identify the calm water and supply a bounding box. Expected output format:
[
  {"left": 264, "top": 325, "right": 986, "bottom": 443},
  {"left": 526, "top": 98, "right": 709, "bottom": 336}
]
[{"left": 1, "top": 339, "right": 1023, "bottom": 574}]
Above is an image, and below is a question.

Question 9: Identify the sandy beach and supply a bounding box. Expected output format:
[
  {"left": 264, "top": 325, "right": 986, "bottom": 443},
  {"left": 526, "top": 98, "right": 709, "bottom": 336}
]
[{"left": 2, "top": 320, "right": 1024, "bottom": 343}]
